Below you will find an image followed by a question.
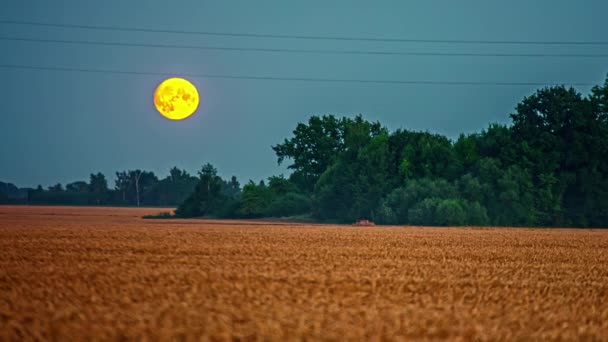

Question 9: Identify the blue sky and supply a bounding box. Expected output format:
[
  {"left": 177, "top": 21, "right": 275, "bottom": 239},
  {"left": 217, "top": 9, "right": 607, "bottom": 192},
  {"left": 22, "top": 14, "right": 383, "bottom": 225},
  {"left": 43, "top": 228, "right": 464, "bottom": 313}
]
[{"left": 1, "top": 0, "right": 607, "bottom": 187}]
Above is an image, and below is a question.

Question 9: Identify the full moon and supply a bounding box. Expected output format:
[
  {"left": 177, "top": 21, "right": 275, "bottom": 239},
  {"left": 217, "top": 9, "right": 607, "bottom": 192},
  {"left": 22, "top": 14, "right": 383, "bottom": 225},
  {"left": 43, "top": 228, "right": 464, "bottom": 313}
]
[{"left": 154, "top": 78, "right": 200, "bottom": 120}]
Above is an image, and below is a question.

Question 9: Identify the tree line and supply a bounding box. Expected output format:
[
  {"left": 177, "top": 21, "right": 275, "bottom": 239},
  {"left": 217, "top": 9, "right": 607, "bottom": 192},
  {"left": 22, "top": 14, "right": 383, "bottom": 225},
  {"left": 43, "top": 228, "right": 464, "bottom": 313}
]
[
  {"left": 2, "top": 77, "right": 607, "bottom": 227},
  {"left": 1, "top": 167, "right": 199, "bottom": 207},
  {"left": 177, "top": 77, "right": 608, "bottom": 227}
]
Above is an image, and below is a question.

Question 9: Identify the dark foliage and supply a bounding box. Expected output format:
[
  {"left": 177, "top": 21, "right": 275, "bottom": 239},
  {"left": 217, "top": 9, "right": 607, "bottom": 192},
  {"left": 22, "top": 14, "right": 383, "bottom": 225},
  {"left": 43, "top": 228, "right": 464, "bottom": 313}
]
[
  {"left": 6, "top": 76, "right": 608, "bottom": 227},
  {"left": 268, "top": 78, "right": 608, "bottom": 227}
]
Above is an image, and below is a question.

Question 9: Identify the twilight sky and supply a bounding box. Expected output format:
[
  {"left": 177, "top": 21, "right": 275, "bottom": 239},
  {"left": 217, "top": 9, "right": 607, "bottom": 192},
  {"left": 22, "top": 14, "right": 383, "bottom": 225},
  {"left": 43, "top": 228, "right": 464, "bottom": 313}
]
[{"left": 1, "top": 0, "right": 607, "bottom": 188}]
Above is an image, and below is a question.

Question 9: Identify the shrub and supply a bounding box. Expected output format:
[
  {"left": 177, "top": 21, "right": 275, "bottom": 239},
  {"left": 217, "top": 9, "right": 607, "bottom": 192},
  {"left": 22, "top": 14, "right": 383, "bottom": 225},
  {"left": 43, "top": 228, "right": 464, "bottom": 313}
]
[
  {"left": 435, "top": 199, "right": 466, "bottom": 226},
  {"left": 408, "top": 198, "right": 441, "bottom": 225},
  {"left": 465, "top": 201, "right": 490, "bottom": 226},
  {"left": 265, "top": 193, "right": 311, "bottom": 217}
]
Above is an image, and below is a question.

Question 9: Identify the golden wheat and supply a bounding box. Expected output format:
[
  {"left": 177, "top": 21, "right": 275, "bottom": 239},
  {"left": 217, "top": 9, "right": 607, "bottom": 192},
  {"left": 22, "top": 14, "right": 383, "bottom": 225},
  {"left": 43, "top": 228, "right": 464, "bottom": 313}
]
[{"left": 0, "top": 205, "right": 607, "bottom": 340}]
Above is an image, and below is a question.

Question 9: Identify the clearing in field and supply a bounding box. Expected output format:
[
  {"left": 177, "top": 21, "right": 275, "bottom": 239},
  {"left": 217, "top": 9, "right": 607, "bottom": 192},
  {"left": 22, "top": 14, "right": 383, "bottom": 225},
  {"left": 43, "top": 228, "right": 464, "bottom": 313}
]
[{"left": 0, "top": 205, "right": 607, "bottom": 340}]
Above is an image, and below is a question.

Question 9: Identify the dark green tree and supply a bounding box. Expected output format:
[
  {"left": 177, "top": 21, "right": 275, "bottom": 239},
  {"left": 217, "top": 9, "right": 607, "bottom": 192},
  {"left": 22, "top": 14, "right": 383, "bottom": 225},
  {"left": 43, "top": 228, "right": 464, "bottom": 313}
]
[
  {"left": 237, "top": 181, "right": 273, "bottom": 218},
  {"left": 89, "top": 173, "right": 108, "bottom": 205},
  {"left": 222, "top": 176, "right": 242, "bottom": 198},
  {"left": 175, "top": 164, "right": 226, "bottom": 217},
  {"left": 48, "top": 183, "right": 63, "bottom": 192},
  {"left": 115, "top": 171, "right": 130, "bottom": 203},
  {"left": 66, "top": 181, "right": 88, "bottom": 193},
  {"left": 145, "top": 168, "right": 198, "bottom": 206},
  {"left": 313, "top": 117, "right": 389, "bottom": 222},
  {"left": 272, "top": 115, "right": 347, "bottom": 192}
]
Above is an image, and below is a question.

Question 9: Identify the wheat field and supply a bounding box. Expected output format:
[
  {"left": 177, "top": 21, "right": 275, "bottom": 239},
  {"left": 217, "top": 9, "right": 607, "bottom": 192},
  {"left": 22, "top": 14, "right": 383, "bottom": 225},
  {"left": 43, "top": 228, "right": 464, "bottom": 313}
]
[{"left": 0, "top": 205, "right": 607, "bottom": 340}]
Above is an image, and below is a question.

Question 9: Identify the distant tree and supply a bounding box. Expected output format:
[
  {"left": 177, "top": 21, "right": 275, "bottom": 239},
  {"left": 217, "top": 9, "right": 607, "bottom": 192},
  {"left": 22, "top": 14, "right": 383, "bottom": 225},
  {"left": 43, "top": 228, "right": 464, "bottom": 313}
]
[
  {"left": 389, "top": 130, "right": 460, "bottom": 181},
  {"left": 131, "top": 170, "right": 144, "bottom": 207},
  {"left": 465, "top": 201, "right": 490, "bottom": 226},
  {"left": 222, "top": 176, "right": 241, "bottom": 198},
  {"left": 0, "top": 182, "right": 27, "bottom": 203},
  {"left": 272, "top": 115, "right": 383, "bottom": 192},
  {"left": 373, "top": 178, "right": 458, "bottom": 225},
  {"left": 66, "top": 181, "right": 89, "bottom": 193},
  {"left": 175, "top": 163, "right": 226, "bottom": 217},
  {"left": 588, "top": 76, "right": 608, "bottom": 226},
  {"left": 509, "top": 85, "right": 606, "bottom": 226},
  {"left": 314, "top": 118, "right": 390, "bottom": 222},
  {"left": 115, "top": 171, "right": 130, "bottom": 203},
  {"left": 48, "top": 183, "right": 63, "bottom": 192},
  {"left": 457, "top": 174, "right": 485, "bottom": 204},
  {"left": 238, "top": 181, "right": 273, "bottom": 218},
  {"left": 435, "top": 199, "right": 466, "bottom": 226},
  {"left": 453, "top": 134, "right": 479, "bottom": 173},
  {"left": 130, "top": 170, "right": 158, "bottom": 207},
  {"left": 145, "top": 167, "right": 198, "bottom": 206},
  {"left": 477, "top": 124, "right": 517, "bottom": 164},
  {"left": 27, "top": 185, "right": 44, "bottom": 203},
  {"left": 265, "top": 192, "right": 311, "bottom": 218},
  {"left": 89, "top": 173, "right": 109, "bottom": 205},
  {"left": 114, "top": 170, "right": 157, "bottom": 206},
  {"left": 267, "top": 175, "right": 298, "bottom": 196},
  {"left": 169, "top": 166, "right": 190, "bottom": 182},
  {"left": 498, "top": 167, "right": 536, "bottom": 225},
  {"left": 408, "top": 198, "right": 441, "bottom": 226}
]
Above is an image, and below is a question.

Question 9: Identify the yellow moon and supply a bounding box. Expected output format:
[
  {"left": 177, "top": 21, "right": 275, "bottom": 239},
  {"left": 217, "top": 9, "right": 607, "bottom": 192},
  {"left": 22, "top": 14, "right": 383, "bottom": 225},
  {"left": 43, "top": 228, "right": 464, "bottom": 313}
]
[{"left": 154, "top": 78, "right": 200, "bottom": 120}]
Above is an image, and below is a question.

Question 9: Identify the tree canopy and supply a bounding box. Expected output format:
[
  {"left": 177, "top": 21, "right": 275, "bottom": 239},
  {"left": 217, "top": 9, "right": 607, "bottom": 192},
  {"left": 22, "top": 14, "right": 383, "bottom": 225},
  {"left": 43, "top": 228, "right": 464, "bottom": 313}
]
[{"left": 176, "top": 77, "right": 608, "bottom": 227}]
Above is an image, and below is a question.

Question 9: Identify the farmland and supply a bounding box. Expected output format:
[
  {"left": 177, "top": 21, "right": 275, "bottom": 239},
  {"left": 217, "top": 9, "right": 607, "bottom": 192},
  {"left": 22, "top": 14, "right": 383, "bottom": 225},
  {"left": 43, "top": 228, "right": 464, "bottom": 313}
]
[{"left": 0, "top": 206, "right": 607, "bottom": 340}]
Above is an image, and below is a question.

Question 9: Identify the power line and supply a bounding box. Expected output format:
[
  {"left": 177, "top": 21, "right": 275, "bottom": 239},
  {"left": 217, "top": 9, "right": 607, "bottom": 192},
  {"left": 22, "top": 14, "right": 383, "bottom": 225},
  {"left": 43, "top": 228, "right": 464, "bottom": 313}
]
[
  {"left": 0, "top": 64, "right": 597, "bottom": 87},
  {"left": 2, "top": 19, "right": 608, "bottom": 46},
  {"left": 2, "top": 36, "right": 608, "bottom": 59}
]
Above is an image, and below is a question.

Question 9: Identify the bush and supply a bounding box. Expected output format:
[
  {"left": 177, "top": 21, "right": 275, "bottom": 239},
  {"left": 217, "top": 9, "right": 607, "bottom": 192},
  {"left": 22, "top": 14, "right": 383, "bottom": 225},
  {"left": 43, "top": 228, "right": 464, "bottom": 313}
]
[
  {"left": 374, "top": 176, "right": 493, "bottom": 226},
  {"left": 216, "top": 198, "right": 241, "bottom": 218},
  {"left": 373, "top": 178, "right": 458, "bottom": 225},
  {"left": 408, "top": 198, "right": 441, "bottom": 225},
  {"left": 465, "top": 201, "right": 490, "bottom": 226},
  {"left": 372, "top": 202, "right": 398, "bottom": 225},
  {"left": 435, "top": 199, "right": 466, "bottom": 226},
  {"left": 265, "top": 193, "right": 311, "bottom": 217},
  {"left": 174, "top": 196, "right": 202, "bottom": 218},
  {"left": 237, "top": 181, "right": 273, "bottom": 218}
]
